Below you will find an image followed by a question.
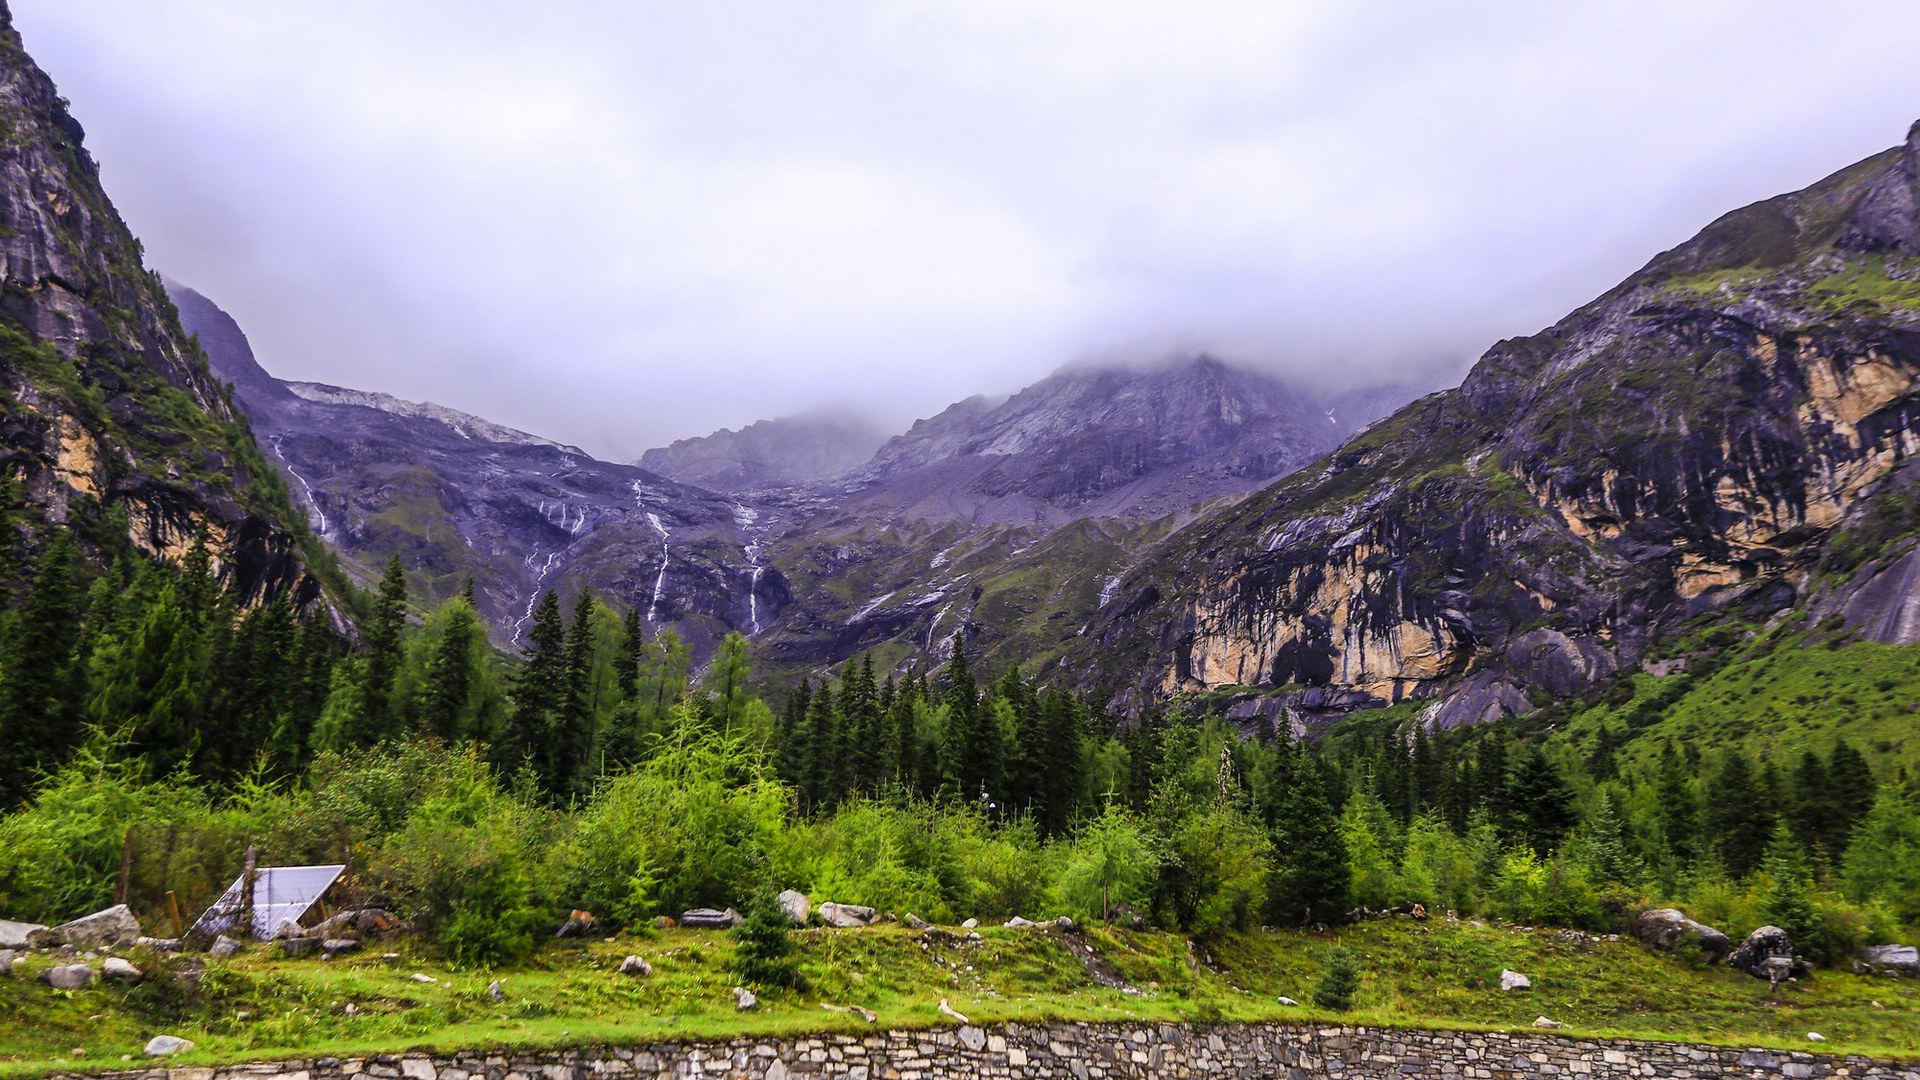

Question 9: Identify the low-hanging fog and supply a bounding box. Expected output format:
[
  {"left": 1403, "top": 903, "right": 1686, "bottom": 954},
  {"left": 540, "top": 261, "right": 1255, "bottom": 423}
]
[{"left": 16, "top": 0, "right": 1920, "bottom": 460}]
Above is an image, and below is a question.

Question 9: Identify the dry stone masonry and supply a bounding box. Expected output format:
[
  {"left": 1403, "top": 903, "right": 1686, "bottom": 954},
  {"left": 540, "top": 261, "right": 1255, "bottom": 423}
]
[{"left": 61, "top": 1022, "right": 1920, "bottom": 1080}]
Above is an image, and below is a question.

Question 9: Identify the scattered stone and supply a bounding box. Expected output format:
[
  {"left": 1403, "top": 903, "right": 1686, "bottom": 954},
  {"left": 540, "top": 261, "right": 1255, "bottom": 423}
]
[
  {"left": 938, "top": 998, "right": 970, "bottom": 1024},
  {"left": 1862, "top": 944, "right": 1919, "bottom": 977},
  {"left": 143, "top": 1035, "right": 194, "bottom": 1057},
  {"left": 1808, "top": 1032, "right": 1826, "bottom": 1042},
  {"left": 487, "top": 979, "right": 504, "bottom": 1003},
  {"left": 555, "top": 910, "right": 596, "bottom": 939},
  {"left": 277, "top": 935, "right": 322, "bottom": 959},
  {"left": 902, "top": 913, "right": 932, "bottom": 931},
  {"left": 960, "top": 918, "right": 979, "bottom": 929},
  {"left": 817, "top": 902, "right": 876, "bottom": 928},
  {"left": 26, "top": 904, "right": 140, "bottom": 949},
  {"left": 1276, "top": 996, "right": 1300, "bottom": 1006},
  {"left": 618, "top": 955, "right": 653, "bottom": 977},
  {"left": 1500, "top": 969, "right": 1531, "bottom": 992},
  {"left": 1055, "top": 916, "right": 1075, "bottom": 930},
  {"left": 322, "top": 938, "right": 362, "bottom": 957},
  {"left": 1730, "top": 925, "right": 1803, "bottom": 985},
  {"left": 209, "top": 935, "right": 242, "bottom": 959},
  {"left": 311, "top": 908, "right": 404, "bottom": 940},
  {"left": 777, "top": 889, "right": 811, "bottom": 926},
  {"left": 0, "top": 920, "right": 47, "bottom": 949},
  {"left": 1003, "top": 916, "right": 1034, "bottom": 928},
  {"left": 1873, "top": 1000, "right": 1885, "bottom": 1009},
  {"left": 821, "top": 1001, "right": 877, "bottom": 1022},
  {"left": 102, "top": 957, "right": 142, "bottom": 982},
  {"left": 410, "top": 972, "right": 437, "bottom": 983},
  {"left": 1532, "top": 1016, "right": 1564, "bottom": 1029},
  {"left": 1633, "top": 908, "right": 1734, "bottom": 962},
  {"left": 681, "top": 908, "right": 741, "bottom": 930},
  {"left": 733, "top": 986, "right": 757, "bottom": 1011},
  {"left": 40, "top": 963, "right": 93, "bottom": 989},
  {"left": 135, "top": 936, "right": 182, "bottom": 952},
  {"left": 966, "top": 931, "right": 981, "bottom": 942}
]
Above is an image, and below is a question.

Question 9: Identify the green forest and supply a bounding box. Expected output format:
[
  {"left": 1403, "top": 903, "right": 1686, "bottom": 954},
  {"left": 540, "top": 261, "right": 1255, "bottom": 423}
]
[{"left": 0, "top": 511, "right": 1916, "bottom": 974}]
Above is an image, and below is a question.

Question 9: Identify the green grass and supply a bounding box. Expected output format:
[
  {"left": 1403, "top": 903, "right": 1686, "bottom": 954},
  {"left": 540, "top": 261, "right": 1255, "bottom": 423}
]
[
  {"left": 1557, "top": 626, "right": 1920, "bottom": 782},
  {"left": 4, "top": 920, "right": 1918, "bottom": 1076},
  {"left": 1809, "top": 256, "right": 1920, "bottom": 316}
]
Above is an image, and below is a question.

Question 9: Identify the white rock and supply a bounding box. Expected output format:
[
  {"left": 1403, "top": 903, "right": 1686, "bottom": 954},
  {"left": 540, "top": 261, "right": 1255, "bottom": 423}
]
[
  {"left": 1003, "top": 916, "right": 1034, "bottom": 928},
  {"left": 938, "top": 998, "right": 970, "bottom": 1024},
  {"left": 618, "top": 955, "right": 653, "bottom": 977},
  {"left": 817, "top": 902, "right": 875, "bottom": 928},
  {"left": 102, "top": 957, "right": 143, "bottom": 982},
  {"left": 1532, "top": 1016, "right": 1564, "bottom": 1029},
  {"left": 1808, "top": 1032, "right": 1826, "bottom": 1042},
  {"left": 0, "top": 920, "right": 47, "bottom": 950},
  {"left": 733, "top": 986, "right": 758, "bottom": 1011},
  {"left": 409, "top": 972, "right": 437, "bottom": 983},
  {"left": 41, "top": 963, "right": 93, "bottom": 989},
  {"left": 1276, "top": 996, "right": 1300, "bottom": 1006},
  {"left": 143, "top": 1035, "right": 194, "bottom": 1057},
  {"left": 1500, "top": 969, "right": 1532, "bottom": 991},
  {"left": 776, "top": 889, "right": 811, "bottom": 926},
  {"left": 960, "top": 918, "right": 979, "bottom": 929}
]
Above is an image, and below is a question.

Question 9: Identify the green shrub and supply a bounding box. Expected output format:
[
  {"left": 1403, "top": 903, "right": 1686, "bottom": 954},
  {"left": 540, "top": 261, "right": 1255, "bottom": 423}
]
[
  {"left": 1313, "top": 946, "right": 1361, "bottom": 1011},
  {"left": 730, "top": 888, "right": 806, "bottom": 991}
]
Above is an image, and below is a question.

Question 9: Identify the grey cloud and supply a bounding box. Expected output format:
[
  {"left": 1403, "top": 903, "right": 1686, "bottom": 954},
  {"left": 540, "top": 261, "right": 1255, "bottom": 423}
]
[{"left": 15, "top": 0, "right": 1920, "bottom": 459}]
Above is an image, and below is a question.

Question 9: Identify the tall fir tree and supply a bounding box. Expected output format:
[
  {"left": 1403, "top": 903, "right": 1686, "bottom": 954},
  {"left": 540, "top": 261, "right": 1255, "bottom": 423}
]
[{"left": 360, "top": 554, "right": 410, "bottom": 736}]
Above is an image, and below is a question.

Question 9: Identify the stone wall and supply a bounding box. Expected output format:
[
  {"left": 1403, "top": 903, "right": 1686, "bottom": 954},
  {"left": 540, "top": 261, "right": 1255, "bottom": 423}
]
[{"left": 67, "top": 1021, "right": 1920, "bottom": 1080}]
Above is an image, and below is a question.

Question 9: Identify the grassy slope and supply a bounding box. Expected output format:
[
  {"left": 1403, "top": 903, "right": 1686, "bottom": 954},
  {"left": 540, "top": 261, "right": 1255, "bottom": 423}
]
[{"left": 4, "top": 920, "right": 1918, "bottom": 1076}]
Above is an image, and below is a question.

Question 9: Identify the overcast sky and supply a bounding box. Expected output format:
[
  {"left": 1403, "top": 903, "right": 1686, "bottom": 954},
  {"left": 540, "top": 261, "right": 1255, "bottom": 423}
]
[{"left": 15, "top": 2, "right": 1920, "bottom": 460}]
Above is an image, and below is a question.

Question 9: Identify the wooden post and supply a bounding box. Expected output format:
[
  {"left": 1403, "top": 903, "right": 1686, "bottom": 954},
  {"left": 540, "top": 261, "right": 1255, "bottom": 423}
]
[
  {"left": 115, "top": 826, "right": 134, "bottom": 906},
  {"left": 166, "top": 890, "right": 184, "bottom": 937},
  {"left": 239, "top": 844, "right": 258, "bottom": 939}
]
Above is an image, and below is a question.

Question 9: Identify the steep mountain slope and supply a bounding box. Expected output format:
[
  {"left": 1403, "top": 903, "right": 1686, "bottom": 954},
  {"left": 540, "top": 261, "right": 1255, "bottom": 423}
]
[
  {"left": 1072, "top": 120, "right": 1920, "bottom": 727},
  {"left": 834, "top": 357, "right": 1404, "bottom": 526},
  {"left": 0, "top": 7, "right": 325, "bottom": 607},
  {"left": 171, "top": 283, "right": 782, "bottom": 654},
  {"left": 638, "top": 410, "right": 889, "bottom": 491}
]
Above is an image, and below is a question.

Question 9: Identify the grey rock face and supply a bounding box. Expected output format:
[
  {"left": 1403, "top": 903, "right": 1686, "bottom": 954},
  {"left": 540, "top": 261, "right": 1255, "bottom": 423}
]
[
  {"left": 776, "top": 890, "right": 810, "bottom": 926},
  {"left": 40, "top": 962, "right": 93, "bottom": 989},
  {"left": 1633, "top": 908, "right": 1734, "bottom": 962},
  {"left": 640, "top": 411, "right": 890, "bottom": 491},
  {"left": 680, "top": 908, "right": 741, "bottom": 930},
  {"left": 1862, "top": 944, "right": 1919, "bottom": 976},
  {"left": 817, "top": 903, "right": 875, "bottom": 928},
  {"left": 0, "top": 920, "right": 46, "bottom": 949},
  {"left": 27, "top": 904, "right": 139, "bottom": 949}
]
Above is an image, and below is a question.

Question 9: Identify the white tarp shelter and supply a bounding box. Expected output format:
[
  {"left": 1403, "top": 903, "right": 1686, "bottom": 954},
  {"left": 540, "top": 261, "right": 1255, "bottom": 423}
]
[{"left": 189, "top": 864, "right": 345, "bottom": 940}]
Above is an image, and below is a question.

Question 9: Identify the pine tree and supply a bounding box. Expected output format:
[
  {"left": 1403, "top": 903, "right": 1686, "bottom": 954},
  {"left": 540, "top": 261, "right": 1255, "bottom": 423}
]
[
  {"left": 361, "top": 554, "right": 410, "bottom": 735},
  {"left": 613, "top": 607, "right": 644, "bottom": 699},
  {"left": 1709, "top": 749, "right": 1773, "bottom": 878},
  {"left": 801, "top": 680, "right": 839, "bottom": 809},
  {"left": 1760, "top": 820, "right": 1816, "bottom": 947},
  {"left": 1036, "top": 689, "right": 1084, "bottom": 836},
  {"left": 702, "top": 631, "right": 754, "bottom": 735},
  {"left": 1270, "top": 756, "right": 1351, "bottom": 925},
  {"left": 0, "top": 533, "right": 82, "bottom": 805},
  {"left": 423, "top": 595, "right": 485, "bottom": 740},
  {"left": 500, "top": 589, "right": 566, "bottom": 792},
  {"left": 1504, "top": 747, "right": 1575, "bottom": 854},
  {"left": 1824, "top": 741, "right": 1876, "bottom": 862},
  {"left": 1312, "top": 946, "right": 1361, "bottom": 1011},
  {"left": 730, "top": 889, "right": 806, "bottom": 990}
]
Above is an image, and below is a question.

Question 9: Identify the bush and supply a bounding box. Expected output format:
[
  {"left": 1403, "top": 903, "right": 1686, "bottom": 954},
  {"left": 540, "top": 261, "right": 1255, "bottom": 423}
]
[
  {"left": 1313, "top": 946, "right": 1360, "bottom": 1011},
  {"left": 730, "top": 888, "right": 806, "bottom": 991}
]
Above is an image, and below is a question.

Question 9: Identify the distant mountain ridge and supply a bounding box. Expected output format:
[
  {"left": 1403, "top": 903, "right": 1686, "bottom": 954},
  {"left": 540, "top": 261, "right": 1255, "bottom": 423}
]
[{"left": 638, "top": 410, "right": 889, "bottom": 491}]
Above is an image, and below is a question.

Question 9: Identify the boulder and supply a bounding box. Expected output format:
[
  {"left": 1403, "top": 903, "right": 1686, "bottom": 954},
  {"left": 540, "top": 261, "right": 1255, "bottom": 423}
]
[
  {"left": 776, "top": 889, "right": 811, "bottom": 926},
  {"left": 26, "top": 904, "right": 140, "bottom": 949},
  {"left": 102, "top": 957, "right": 143, "bottom": 982},
  {"left": 321, "top": 938, "right": 362, "bottom": 957},
  {"left": 960, "top": 918, "right": 979, "bottom": 929},
  {"left": 1808, "top": 1032, "right": 1826, "bottom": 1042},
  {"left": 311, "top": 908, "right": 404, "bottom": 940},
  {"left": 1862, "top": 944, "right": 1920, "bottom": 976},
  {"left": 618, "top": 955, "right": 653, "bottom": 977},
  {"left": 902, "top": 913, "right": 932, "bottom": 931},
  {"left": 680, "top": 908, "right": 741, "bottom": 930},
  {"left": 41, "top": 963, "right": 93, "bottom": 989},
  {"left": 0, "top": 920, "right": 46, "bottom": 950},
  {"left": 1729, "top": 925, "right": 1801, "bottom": 981},
  {"left": 817, "top": 903, "right": 875, "bottom": 929},
  {"left": 209, "top": 935, "right": 242, "bottom": 959},
  {"left": 1633, "top": 908, "right": 1734, "bottom": 961},
  {"left": 1003, "top": 916, "right": 1034, "bottom": 929},
  {"left": 143, "top": 1035, "right": 195, "bottom": 1058},
  {"left": 277, "top": 935, "right": 322, "bottom": 958},
  {"left": 1500, "top": 969, "right": 1531, "bottom": 992},
  {"left": 1276, "top": 995, "right": 1300, "bottom": 1006}
]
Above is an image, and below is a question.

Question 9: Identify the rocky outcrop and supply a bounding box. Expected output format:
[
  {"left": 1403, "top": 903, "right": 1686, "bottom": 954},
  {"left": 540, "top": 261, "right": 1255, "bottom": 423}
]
[
  {"left": 1633, "top": 909, "right": 1734, "bottom": 962},
  {"left": 1072, "top": 119, "right": 1920, "bottom": 720},
  {"left": 0, "top": 6, "right": 325, "bottom": 607}
]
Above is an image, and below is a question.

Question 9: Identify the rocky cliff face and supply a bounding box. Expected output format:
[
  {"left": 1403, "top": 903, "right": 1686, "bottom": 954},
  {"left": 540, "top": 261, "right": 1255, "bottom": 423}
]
[
  {"left": 0, "top": 7, "right": 323, "bottom": 608},
  {"left": 638, "top": 410, "right": 889, "bottom": 492},
  {"left": 1072, "top": 121, "right": 1920, "bottom": 725},
  {"left": 170, "top": 282, "right": 784, "bottom": 656},
  {"left": 836, "top": 357, "right": 1407, "bottom": 527}
]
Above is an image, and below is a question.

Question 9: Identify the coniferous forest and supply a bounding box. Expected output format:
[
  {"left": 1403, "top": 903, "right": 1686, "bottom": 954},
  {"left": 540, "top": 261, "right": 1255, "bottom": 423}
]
[{"left": 0, "top": 514, "right": 1913, "bottom": 971}]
